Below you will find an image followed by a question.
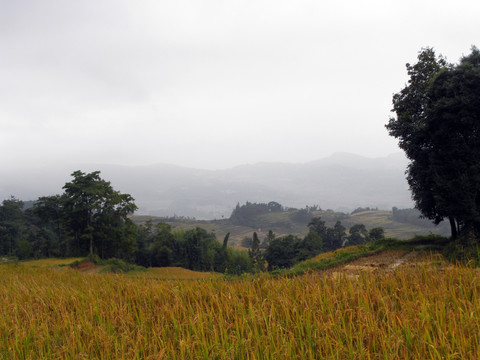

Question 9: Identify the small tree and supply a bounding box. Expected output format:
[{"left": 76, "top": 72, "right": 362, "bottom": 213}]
[
  {"left": 249, "top": 232, "right": 264, "bottom": 272},
  {"left": 368, "top": 227, "right": 385, "bottom": 242},
  {"left": 348, "top": 224, "right": 368, "bottom": 245},
  {"left": 261, "top": 230, "right": 275, "bottom": 249},
  {"left": 296, "top": 229, "right": 323, "bottom": 261},
  {"left": 265, "top": 235, "right": 300, "bottom": 270}
]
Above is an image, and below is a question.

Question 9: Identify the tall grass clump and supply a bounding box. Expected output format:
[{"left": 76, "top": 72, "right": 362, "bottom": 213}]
[
  {"left": 0, "top": 258, "right": 479, "bottom": 359},
  {"left": 443, "top": 241, "right": 480, "bottom": 267}
]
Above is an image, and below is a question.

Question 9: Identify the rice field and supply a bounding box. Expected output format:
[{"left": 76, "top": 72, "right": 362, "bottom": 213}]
[
  {"left": 132, "top": 267, "right": 220, "bottom": 280},
  {"left": 0, "top": 258, "right": 479, "bottom": 359},
  {"left": 18, "top": 258, "right": 84, "bottom": 267}
]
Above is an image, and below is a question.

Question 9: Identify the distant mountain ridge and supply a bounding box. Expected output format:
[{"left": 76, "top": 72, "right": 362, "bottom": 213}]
[{"left": 0, "top": 153, "right": 412, "bottom": 219}]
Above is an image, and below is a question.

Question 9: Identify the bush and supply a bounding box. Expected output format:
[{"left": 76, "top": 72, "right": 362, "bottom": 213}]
[
  {"left": 443, "top": 242, "right": 480, "bottom": 267},
  {"left": 70, "top": 256, "right": 146, "bottom": 273},
  {"left": 87, "top": 253, "right": 101, "bottom": 264},
  {"left": 100, "top": 258, "right": 146, "bottom": 273}
]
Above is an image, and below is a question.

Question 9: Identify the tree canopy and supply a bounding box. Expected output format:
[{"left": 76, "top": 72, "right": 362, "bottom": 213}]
[
  {"left": 386, "top": 46, "right": 480, "bottom": 240},
  {"left": 30, "top": 171, "right": 139, "bottom": 258}
]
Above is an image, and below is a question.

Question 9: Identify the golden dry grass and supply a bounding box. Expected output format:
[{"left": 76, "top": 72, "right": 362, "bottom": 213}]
[
  {"left": 19, "top": 258, "right": 83, "bottom": 267},
  {"left": 1, "top": 257, "right": 479, "bottom": 359},
  {"left": 134, "top": 267, "right": 220, "bottom": 280}
]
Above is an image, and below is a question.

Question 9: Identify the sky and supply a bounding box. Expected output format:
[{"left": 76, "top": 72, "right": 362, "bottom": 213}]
[{"left": 1, "top": 0, "right": 479, "bottom": 170}]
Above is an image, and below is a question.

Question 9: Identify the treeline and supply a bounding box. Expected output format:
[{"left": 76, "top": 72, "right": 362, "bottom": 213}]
[
  {"left": 230, "top": 201, "right": 284, "bottom": 226},
  {"left": 1, "top": 171, "right": 385, "bottom": 274},
  {"left": 230, "top": 201, "right": 321, "bottom": 227},
  {"left": 135, "top": 222, "right": 252, "bottom": 274},
  {"left": 391, "top": 207, "right": 450, "bottom": 234},
  {"left": 0, "top": 172, "right": 254, "bottom": 274},
  {"left": 263, "top": 218, "right": 384, "bottom": 270},
  {"left": 0, "top": 198, "right": 252, "bottom": 275}
]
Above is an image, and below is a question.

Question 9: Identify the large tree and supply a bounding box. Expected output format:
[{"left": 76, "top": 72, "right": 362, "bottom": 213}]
[
  {"left": 386, "top": 47, "right": 480, "bottom": 240},
  {"left": 61, "top": 171, "right": 138, "bottom": 257}
]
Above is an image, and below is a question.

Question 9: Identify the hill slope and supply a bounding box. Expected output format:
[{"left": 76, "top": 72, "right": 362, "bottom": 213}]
[
  {"left": 1, "top": 153, "right": 411, "bottom": 219},
  {"left": 132, "top": 209, "right": 450, "bottom": 246}
]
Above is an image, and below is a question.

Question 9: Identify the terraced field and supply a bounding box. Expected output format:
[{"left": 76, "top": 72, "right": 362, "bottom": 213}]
[
  {"left": 132, "top": 209, "right": 450, "bottom": 246},
  {"left": 1, "top": 252, "right": 479, "bottom": 359}
]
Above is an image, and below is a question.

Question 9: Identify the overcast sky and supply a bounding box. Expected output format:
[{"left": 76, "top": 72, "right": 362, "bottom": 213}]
[{"left": 1, "top": 0, "right": 478, "bottom": 170}]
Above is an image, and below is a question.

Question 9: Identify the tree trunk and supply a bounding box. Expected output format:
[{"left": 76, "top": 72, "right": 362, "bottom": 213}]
[
  {"left": 463, "top": 222, "right": 476, "bottom": 244},
  {"left": 449, "top": 217, "right": 457, "bottom": 239}
]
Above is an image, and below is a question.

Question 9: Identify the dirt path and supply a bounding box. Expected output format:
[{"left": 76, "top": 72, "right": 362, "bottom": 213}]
[
  {"left": 329, "top": 250, "right": 446, "bottom": 278},
  {"left": 72, "top": 260, "right": 105, "bottom": 274}
]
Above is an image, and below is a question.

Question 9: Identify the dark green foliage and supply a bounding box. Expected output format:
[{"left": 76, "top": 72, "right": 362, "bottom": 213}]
[
  {"left": 23, "top": 226, "right": 59, "bottom": 259},
  {"left": 222, "top": 232, "right": 230, "bottom": 248},
  {"left": 32, "top": 195, "right": 63, "bottom": 238},
  {"left": 68, "top": 256, "right": 146, "bottom": 273},
  {"left": 261, "top": 230, "right": 275, "bottom": 249},
  {"left": 387, "top": 46, "right": 480, "bottom": 241},
  {"left": 61, "top": 171, "right": 138, "bottom": 257},
  {"left": 16, "top": 239, "right": 33, "bottom": 260},
  {"left": 264, "top": 221, "right": 326, "bottom": 270},
  {"left": 1, "top": 171, "right": 138, "bottom": 261},
  {"left": 347, "top": 224, "right": 368, "bottom": 245},
  {"left": 149, "top": 223, "right": 176, "bottom": 267},
  {"left": 224, "top": 250, "right": 253, "bottom": 275},
  {"left": 230, "top": 201, "right": 284, "bottom": 226},
  {"left": 308, "top": 217, "right": 327, "bottom": 239},
  {"left": 442, "top": 241, "right": 480, "bottom": 267},
  {"left": 263, "top": 217, "right": 385, "bottom": 271},
  {"left": 369, "top": 234, "right": 449, "bottom": 251},
  {"left": 134, "top": 223, "right": 253, "bottom": 274},
  {"left": 0, "top": 197, "right": 25, "bottom": 256},
  {"left": 368, "top": 227, "right": 385, "bottom": 242},
  {"left": 308, "top": 217, "right": 346, "bottom": 252},
  {"left": 265, "top": 235, "right": 300, "bottom": 270},
  {"left": 368, "top": 237, "right": 404, "bottom": 250},
  {"left": 99, "top": 258, "right": 146, "bottom": 274},
  {"left": 248, "top": 232, "right": 264, "bottom": 271},
  {"left": 214, "top": 232, "right": 230, "bottom": 273},
  {"left": 1, "top": 172, "right": 253, "bottom": 274},
  {"left": 323, "top": 221, "right": 346, "bottom": 251},
  {"left": 296, "top": 230, "right": 323, "bottom": 261},
  {"left": 183, "top": 227, "right": 220, "bottom": 271}
]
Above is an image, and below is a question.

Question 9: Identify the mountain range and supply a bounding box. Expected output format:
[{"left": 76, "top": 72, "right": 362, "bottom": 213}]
[{"left": 1, "top": 152, "right": 412, "bottom": 219}]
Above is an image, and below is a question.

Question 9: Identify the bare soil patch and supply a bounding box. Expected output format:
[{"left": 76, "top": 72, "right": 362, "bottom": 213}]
[
  {"left": 329, "top": 250, "right": 448, "bottom": 278},
  {"left": 72, "top": 260, "right": 105, "bottom": 274}
]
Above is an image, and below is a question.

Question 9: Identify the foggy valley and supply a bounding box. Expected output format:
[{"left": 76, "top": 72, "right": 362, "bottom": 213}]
[{"left": 1, "top": 152, "right": 411, "bottom": 219}]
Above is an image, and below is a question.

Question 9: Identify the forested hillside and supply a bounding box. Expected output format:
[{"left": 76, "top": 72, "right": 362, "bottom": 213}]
[
  {"left": 0, "top": 171, "right": 448, "bottom": 275},
  {"left": 132, "top": 204, "right": 450, "bottom": 247}
]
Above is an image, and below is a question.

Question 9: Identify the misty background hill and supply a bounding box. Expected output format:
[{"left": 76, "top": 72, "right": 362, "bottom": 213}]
[{"left": 1, "top": 153, "right": 412, "bottom": 219}]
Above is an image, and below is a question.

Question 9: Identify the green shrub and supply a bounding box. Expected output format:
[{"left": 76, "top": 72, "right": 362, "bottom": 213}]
[
  {"left": 443, "top": 242, "right": 480, "bottom": 267},
  {"left": 87, "top": 253, "right": 101, "bottom": 264},
  {"left": 99, "top": 258, "right": 146, "bottom": 273}
]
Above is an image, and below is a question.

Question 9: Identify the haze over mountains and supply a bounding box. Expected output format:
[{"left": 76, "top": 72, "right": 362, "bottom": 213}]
[{"left": 1, "top": 153, "right": 412, "bottom": 219}]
